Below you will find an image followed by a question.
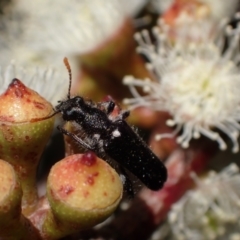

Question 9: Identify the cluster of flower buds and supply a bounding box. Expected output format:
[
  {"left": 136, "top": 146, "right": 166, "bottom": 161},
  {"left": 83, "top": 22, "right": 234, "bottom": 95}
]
[{"left": 0, "top": 76, "right": 123, "bottom": 239}]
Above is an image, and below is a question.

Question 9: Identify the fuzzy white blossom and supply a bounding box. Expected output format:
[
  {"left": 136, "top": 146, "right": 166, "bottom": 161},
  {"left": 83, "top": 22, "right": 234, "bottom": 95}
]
[
  {"left": 0, "top": 0, "right": 148, "bottom": 70},
  {"left": 167, "top": 164, "right": 240, "bottom": 240},
  {"left": 20, "top": 0, "right": 125, "bottom": 54},
  {"left": 7, "top": 0, "right": 147, "bottom": 55},
  {"left": 123, "top": 16, "right": 240, "bottom": 152}
]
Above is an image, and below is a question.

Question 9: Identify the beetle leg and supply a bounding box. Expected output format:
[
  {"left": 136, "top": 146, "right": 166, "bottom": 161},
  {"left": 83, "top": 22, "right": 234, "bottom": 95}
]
[
  {"left": 57, "top": 126, "right": 94, "bottom": 150},
  {"left": 99, "top": 101, "right": 115, "bottom": 115},
  {"left": 120, "top": 110, "right": 130, "bottom": 119},
  {"left": 113, "top": 110, "right": 130, "bottom": 122},
  {"left": 106, "top": 101, "right": 115, "bottom": 115}
]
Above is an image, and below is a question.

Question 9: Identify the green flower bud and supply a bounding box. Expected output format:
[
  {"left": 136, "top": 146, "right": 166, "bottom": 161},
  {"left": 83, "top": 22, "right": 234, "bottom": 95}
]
[
  {"left": 0, "top": 159, "right": 41, "bottom": 239},
  {"left": 43, "top": 153, "right": 123, "bottom": 239},
  {"left": 0, "top": 79, "right": 55, "bottom": 215}
]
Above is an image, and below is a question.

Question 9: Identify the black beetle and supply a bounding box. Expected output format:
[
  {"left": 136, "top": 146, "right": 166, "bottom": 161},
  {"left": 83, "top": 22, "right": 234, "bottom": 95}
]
[{"left": 55, "top": 58, "right": 167, "bottom": 193}]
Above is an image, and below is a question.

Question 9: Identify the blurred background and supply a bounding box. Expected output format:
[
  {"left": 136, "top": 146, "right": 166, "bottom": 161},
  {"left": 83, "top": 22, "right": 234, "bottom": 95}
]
[{"left": 1, "top": 0, "right": 240, "bottom": 239}]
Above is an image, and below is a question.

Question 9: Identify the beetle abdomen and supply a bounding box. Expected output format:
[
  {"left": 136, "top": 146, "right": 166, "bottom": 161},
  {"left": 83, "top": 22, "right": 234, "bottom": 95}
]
[{"left": 104, "top": 122, "right": 167, "bottom": 190}]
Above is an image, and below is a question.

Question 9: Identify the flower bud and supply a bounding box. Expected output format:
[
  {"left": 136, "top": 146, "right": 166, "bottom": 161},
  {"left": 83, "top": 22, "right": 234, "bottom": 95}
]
[
  {"left": 0, "top": 79, "right": 55, "bottom": 215},
  {"left": 43, "top": 153, "right": 123, "bottom": 239},
  {"left": 0, "top": 159, "right": 41, "bottom": 239},
  {"left": 0, "top": 159, "right": 22, "bottom": 223}
]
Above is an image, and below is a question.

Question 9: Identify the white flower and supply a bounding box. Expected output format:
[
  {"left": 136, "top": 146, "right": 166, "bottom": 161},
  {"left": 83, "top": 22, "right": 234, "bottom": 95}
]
[
  {"left": 167, "top": 164, "right": 240, "bottom": 240},
  {"left": 123, "top": 17, "right": 240, "bottom": 152},
  {"left": 7, "top": 0, "right": 147, "bottom": 55}
]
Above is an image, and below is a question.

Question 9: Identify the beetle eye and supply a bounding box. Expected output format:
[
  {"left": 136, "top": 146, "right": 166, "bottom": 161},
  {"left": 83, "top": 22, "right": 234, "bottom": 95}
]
[
  {"left": 64, "top": 108, "right": 84, "bottom": 121},
  {"left": 75, "top": 96, "right": 84, "bottom": 105}
]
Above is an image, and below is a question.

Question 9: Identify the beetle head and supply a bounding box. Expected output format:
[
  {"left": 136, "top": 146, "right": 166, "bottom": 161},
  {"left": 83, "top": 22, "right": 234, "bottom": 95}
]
[{"left": 55, "top": 96, "right": 85, "bottom": 121}]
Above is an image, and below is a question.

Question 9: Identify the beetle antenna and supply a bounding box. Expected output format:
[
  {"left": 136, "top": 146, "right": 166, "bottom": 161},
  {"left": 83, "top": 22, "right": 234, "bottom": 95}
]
[{"left": 63, "top": 57, "right": 72, "bottom": 99}]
